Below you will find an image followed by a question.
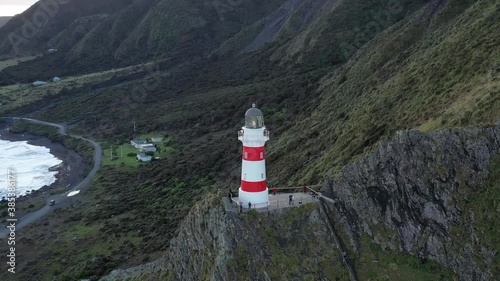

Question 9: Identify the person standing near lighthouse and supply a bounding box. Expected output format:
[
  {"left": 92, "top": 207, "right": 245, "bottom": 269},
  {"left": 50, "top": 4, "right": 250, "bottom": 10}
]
[{"left": 238, "top": 104, "right": 270, "bottom": 208}]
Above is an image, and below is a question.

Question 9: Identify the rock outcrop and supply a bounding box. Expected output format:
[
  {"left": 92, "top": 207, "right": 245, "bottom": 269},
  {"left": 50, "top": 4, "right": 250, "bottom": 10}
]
[
  {"left": 101, "top": 196, "right": 349, "bottom": 281},
  {"left": 322, "top": 125, "right": 500, "bottom": 280},
  {"left": 101, "top": 125, "right": 499, "bottom": 281},
  {"left": 160, "top": 197, "right": 351, "bottom": 281}
]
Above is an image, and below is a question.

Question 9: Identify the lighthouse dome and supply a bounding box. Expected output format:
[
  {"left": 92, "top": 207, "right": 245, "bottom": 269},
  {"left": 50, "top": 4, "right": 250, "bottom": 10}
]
[{"left": 245, "top": 104, "right": 264, "bottom": 129}]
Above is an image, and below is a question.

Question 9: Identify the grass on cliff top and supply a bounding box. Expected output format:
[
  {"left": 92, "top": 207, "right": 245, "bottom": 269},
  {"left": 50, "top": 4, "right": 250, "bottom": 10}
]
[
  {"left": 234, "top": 203, "right": 349, "bottom": 281},
  {"left": 353, "top": 234, "right": 457, "bottom": 281},
  {"left": 449, "top": 154, "right": 500, "bottom": 275}
]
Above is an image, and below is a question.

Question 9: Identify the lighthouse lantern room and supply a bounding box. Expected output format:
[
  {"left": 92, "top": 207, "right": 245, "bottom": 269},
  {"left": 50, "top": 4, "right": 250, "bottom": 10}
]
[{"left": 238, "top": 104, "right": 270, "bottom": 208}]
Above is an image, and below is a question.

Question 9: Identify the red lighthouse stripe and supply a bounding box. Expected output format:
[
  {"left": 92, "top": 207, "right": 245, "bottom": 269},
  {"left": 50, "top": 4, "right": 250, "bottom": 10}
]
[
  {"left": 242, "top": 146, "right": 265, "bottom": 161},
  {"left": 241, "top": 180, "right": 267, "bottom": 192}
]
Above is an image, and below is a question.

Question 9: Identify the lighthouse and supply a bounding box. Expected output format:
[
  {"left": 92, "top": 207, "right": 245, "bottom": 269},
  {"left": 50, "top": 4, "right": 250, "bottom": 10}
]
[{"left": 238, "top": 104, "right": 270, "bottom": 208}]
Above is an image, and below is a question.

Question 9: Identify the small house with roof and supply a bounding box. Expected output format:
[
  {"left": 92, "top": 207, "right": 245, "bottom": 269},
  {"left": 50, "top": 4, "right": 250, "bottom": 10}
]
[
  {"left": 131, "top": 139, "right": 147, "bottom": 148},
  {"left": 137, "top": 153, "right": 152, "bottom": 162},
  {"left": 33, "top": 81, "right": 48, "bottom": 86},
  {"left": 139, "top": 144, "right": 157, "bottom": 152},
  {"left": 151, "top": 137, "right": 164, "bottom": 143}
]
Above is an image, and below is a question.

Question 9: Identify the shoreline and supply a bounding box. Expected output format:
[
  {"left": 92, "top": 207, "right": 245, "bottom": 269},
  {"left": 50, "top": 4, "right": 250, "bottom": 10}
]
[{"left": 0, "top": 127, "right": 86, "bottom": 201}]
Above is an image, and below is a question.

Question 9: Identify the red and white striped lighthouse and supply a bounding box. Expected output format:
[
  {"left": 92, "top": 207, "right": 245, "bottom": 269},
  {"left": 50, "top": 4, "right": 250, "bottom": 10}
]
[{"left": 238, "top": 104, "right": 270, "bottom": 208}]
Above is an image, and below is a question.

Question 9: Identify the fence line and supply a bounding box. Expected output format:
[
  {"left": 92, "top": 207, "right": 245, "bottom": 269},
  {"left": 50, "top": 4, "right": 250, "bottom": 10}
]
[
  {"left": 228, "top": 185, "right": 322, "bottom": 197},
  {"left": 319, "top": 202, "right": 358, "bottom": 281},
  {"left": 230, "top": 193, "right": 320, "bottom": 213}
]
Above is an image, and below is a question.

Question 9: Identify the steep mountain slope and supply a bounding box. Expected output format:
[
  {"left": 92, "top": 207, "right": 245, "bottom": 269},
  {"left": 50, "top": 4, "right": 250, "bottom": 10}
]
[
  {"left": 0, "top": 0, "right": 135, "bottom": 58},
  {"left": 267, "top": 0, "right": 499, "bottom": 183},
  {"left": 100, "top": 125, "right": 498, "bottom": 281},
  {"left": 62, "top": 0, "right": 160, "bottom": 64},
  {"left": 0, "top": 0, "right": 289, "bottom": 65},
  {"left": 112, "top": 0, "right": 288, "bottom": 62},
  {"left": 0, "top": 0, "right": 498, "bottom": 279},
  {"left": 213, "top": 0, "right": 338, "bottom": 57},
  {"left": 323, "top": 125, "right": 500, "bottom": 280},
  {"left": 101, "top": 125, "right": 500, "bottom": 281},
  {"left": 0, "top": 17, "right": 11, "bottom": 28}
]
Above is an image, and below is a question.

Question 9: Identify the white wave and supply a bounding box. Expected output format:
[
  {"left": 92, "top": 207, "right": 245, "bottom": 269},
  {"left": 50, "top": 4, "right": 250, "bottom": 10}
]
[{"left": 0, "top": 139, "right": 63, "bottom": 198}]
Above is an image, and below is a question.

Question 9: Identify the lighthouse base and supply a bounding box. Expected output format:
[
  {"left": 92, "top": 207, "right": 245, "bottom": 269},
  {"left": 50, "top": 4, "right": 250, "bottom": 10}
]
[{"left": 238, "top": 188, "right": 269, "bottom": 208}]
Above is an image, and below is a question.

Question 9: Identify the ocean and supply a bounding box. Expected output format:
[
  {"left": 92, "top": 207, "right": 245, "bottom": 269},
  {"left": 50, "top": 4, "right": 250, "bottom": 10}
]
[{"left": 0, "top": 139, "right": 62, "bottom": 198}]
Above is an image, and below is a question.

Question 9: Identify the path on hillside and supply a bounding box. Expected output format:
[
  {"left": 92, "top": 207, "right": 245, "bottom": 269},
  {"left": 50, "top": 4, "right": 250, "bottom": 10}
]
[{"left": 0, "top": 117, "right": 102, "bottom": 238}]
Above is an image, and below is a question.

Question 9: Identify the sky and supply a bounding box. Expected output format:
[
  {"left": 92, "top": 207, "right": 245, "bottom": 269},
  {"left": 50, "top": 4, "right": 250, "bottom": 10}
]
[{"left": 0, "top": 0, "right": 38, "bottom": 17}]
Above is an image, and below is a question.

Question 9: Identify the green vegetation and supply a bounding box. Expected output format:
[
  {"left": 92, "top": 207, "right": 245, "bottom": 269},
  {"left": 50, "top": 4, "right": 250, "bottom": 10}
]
[
  {"left": 0, "top": 0, "right": 497, "bottom": 279},
  {"left": 103, "top": 145, "right": 141, "bottom": 167},
  {"left": 351, "top": 234, "right": 457, "bottom": 281},
  {"left": 0, "top": 56, "right": 36, "bottom": 71},
  {"left": 0, "top": 61, "right": 155, "bottom": 115},
  {"left": 102, "top": 133, "right": 174, "bottom": 168},
  {"left": 269, "top": 0, "right": 499, "bottom": 182},
  {"left": 7, "top": 168, "right": 207, "bottom": 280},
  {"left": 228, "top": 203, "right": 349, "bottom": 281},
  {"left": 0, "top": 196, "right": 46, "bottom": 218},
  {"left": 449, "top": 155, "right": 500, "bottom": 275}
]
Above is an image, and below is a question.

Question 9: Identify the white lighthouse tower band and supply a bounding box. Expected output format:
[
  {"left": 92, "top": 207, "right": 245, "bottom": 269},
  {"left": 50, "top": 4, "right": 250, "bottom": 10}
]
[{"left": 238, "top": 104, "right": 270, "bottom": 208}]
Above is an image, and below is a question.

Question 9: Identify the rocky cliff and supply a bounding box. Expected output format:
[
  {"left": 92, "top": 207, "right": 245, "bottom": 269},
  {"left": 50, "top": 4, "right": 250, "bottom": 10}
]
[
  {"left": 101, "top": 125, "right": 499, "bottom": 281},
  {"left": 102, "top": 196, "right": 350, "bottom": 281},
  {"left": 163, "top": 198, "right": 354, "bottom": 281},
  {"left": 322, "top": 125, "right": 500, "bottom": 280}
]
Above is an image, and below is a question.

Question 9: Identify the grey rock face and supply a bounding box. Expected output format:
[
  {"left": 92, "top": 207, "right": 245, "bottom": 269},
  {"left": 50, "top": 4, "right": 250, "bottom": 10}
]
[
  {"left": 156, "top": 198, "right": 345, "bottom": 281},
  {"left": 322, "top": 125, "right": 500, "bottom": 281},
  {"left": 100, "top": 125, "right": 499, "bottom": 281},
  {"left": 99, "top": 260, "right": 161, "bottom": 281}
]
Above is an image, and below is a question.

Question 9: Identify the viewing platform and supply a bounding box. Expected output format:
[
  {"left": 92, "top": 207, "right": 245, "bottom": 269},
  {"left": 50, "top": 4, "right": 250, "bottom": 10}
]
[{"left": 227, "top": 186, "right": 323, "bottom": 213}]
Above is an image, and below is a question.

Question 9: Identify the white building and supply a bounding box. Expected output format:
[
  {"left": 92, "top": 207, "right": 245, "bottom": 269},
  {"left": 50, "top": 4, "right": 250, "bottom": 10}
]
[
  {"left": 33, "top": 81, "right": 48, "bottom": 86},
  {"left": 139, "top": 144, "right": 157, "bottom": 152},
  {"left": 53, "top": 77, "right": 61, "bottom": 82},
  {"left": 137, "top": 154, "right": 152, "bottom": 162},
  {"left": 131, "top": 139, "right": 147, "bottom": 148},
  {"left": 238, "top": 104, "right": 270, "bottom": 208},
  {"left": 151, "top": 137, "right": 164, "bottom": 143}
]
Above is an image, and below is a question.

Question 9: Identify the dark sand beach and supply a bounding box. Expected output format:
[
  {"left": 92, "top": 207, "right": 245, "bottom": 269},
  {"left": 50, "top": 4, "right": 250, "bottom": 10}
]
[{"left": 0, "top": 128, "right": 86, "bottom": 200}]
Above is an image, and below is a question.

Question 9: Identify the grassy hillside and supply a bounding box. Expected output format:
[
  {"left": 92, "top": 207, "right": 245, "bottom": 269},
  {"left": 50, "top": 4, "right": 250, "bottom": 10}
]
[
  {"left": 0, "top": 0, "right": 134, "bottom": 58},
  {"left": 0, "top": 0, "right": 288, "bottom": 81},
  {"left": 0, "top": 0, "right": 497, "bottom": 279},
  {"left": 268, "top": 0, "right": 499, "bottom": 183}
]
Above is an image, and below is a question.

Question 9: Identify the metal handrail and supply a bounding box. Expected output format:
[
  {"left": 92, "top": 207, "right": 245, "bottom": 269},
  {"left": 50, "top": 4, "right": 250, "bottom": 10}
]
[
  {"left": 229, "top": 190, "right": 322, "bottom": 213},
  {"left": 228, "top": 185, "right": 322, "bottom": 198}
]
